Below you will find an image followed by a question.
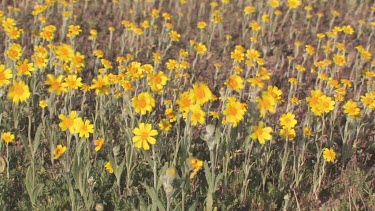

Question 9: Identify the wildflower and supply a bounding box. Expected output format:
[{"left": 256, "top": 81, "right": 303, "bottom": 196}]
[
  {"left": 53, "top": 144, "right": 67, "bottom": 159},
  {"left": 165, "top": 108, "right": 177, "bottom": 122},
  {"left": 323, "top": 148, "right": 336, "bottom": 163},
  {"left": 89, "top": 29, "right": 98, "bottom": 40},
  {"left": 8, "top": 81, "right": 31, "bottom": 103},
  {"left": 169, "top": 30, "right": 180, "bottom": 41},
  {"left": 54, "top": 44, "right": 74, "bottom": 62},
  {"left": 91, "top": 75, "right": 110, "bottom": 95},
  {"left": 250, "top": 21, "right": 261, "bottom": 31},
  {"left": 184, "top": 104, "right": 206, "bottom": 126},
  {"left": 0, "top": 64, "right": 12, "bottom": 87},
  {"left": 333, "top": 54, "right": 346, "bottom": 67},
  {"left": 126, "top": 62, "right": 144, "bottom": 80},
  {"left": 59, "top": 111, "right": 78, "bottom": 133},
  {"left": 303, "top": 127, "right": 313, "bottom": 137},
  {"left": 226, "top": 75, "right": 244, "bottom": 92},
  {"left": 256, "top": 94, "right": 276, "bottom": 117},
  {"left": 361, "top": 92, "right": 375, "bottom": 109},
  {"left": 305, "top": 45, "right": 315, "bottom": 55},
  {"left": 190, "top": 83, "right": 213, "bottom": 105},
  {"left": 132, "top": 123, "right": 158, "bottom": 150},
  {"left": 269, "top": 0, "right": 280, "bottom": 8},
  {"left": 45, "top": 74, "right": 67, "bottom": 95},
  {"left": 63, "top": 75, "right": 83, "bottom": 90},
  {"left": 132, "top": 92, "right": 155, "bottom": 115},
  {"left": 67, "top": 25, "right": 82, "bottom": 38},
  {"left": 197, "top": 21, "right": 207, "bottom": 29},
  {"left": 251, "top": 121, "right": 273, "bottom": 144},
  {"left": 223, "top": 97, "right": 247, "bottom": 127},
  {"left": 94, "top": 138, "right": 104, "bottom": 151},
  {"left": 6, "top": 43, "right": 22, "bottom": 61},
  {"left": 105, "top": 161, "right": 114, "bottom": 173},
  {"left": 2, "top": 132, "right": 15, "bottom": 143},
  {"left": 188, "top": 157, "right": 203, "bottom": 179},
  {"left": 177, "top": 91, "right": 193, "bottom": 113},
  {"left": 231, "top": 48, "right": 245, "bottom": 62},
  {"left": 75, "top": 118, "right": 94, "bottom": 138},
  {"left": 40, "top": 25, "right": 56, "bottom": 41},
  {"left": 266, "top": 85, "right": 283, "bottom": 103},
  {"left": 306, "top": 90, "right": 335, "bottom": 116},
  {"left": 16, "top": 59, "right": 35, "bottom": 76},
  {"left": 343, "top": 99, "right": 360, "bottom": 117},
  {"left": 248, "top": 77, "right": 264, "bottom": 88},
  {"left": 279, "top": 112, "right": 297, "bottom": 129},
  {"left": 194, "top": 42, "right": 207, "bottom": 55},
  {"left": 288, "top": 0, "right": 301, "bottom": 9},
  {"left": 158, "top": 119, "right": 172, "bottom": 134},
  {"left": 148, "top": 71, "right": 168, "bottom": 93},
  {"left": 280, "top": 128, "right": 296, "bottom": 140},
  {"left": 39, "top": 100, "right": 48, "bottom": 108},
  {"left": 5, "top": 26, "right": 22, "bottom": 40}
]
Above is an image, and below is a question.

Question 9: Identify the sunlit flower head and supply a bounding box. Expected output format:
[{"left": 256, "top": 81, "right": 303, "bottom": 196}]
[
  {"left": 190, "top": 83, "right": 213, "bottom": 105},
  {"left": 2, "top": 132, "right": 15, "bottom": 144},
  {"left": 54, "top": 144, "right": 67, "bottom": 159},
  {"left": 251, "top": 121, "right": 273, "bottom": 144},
  {"left": 323, "top": 148, "right": 336, "bottom": 163},
  {"left": 8, "top": 80, "right": 31, "bottom": 103},
  {"left": 132, "top": 123, "right": 158, "bottom": 150},
  {"left": 132, "top": 92, "right": 155, "bottom": 115},
  {"left": 0, "top": 64, "right": 12, "bottom": 87}
]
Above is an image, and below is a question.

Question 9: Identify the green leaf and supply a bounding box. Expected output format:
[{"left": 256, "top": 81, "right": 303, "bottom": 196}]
[
  {"left": 142, "top": 183, "right": 165, "bottom": 211},
  {"left": 33, "top": 123, "right": 43, "bottom": 156}
]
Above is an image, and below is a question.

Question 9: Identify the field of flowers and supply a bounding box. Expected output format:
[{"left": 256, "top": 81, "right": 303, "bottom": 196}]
[{"left": 0, "top": 0, "right": 374, "bottom": 210}]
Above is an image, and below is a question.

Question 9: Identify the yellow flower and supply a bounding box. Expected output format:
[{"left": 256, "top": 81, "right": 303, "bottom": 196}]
[
  {"left": 251, "top": 121, "right": 273, "bottom": 144},
  {"left": 169, "top": 30, "right": 180, "bottom": 41},
  {"left": 63, "top": 75, "right": 83, "bottom": 90},
  {"left": 223, "top": 97, "right": 247, "bottom": 127},
  {"left": 91, "top": 75, "right": 110, "bottom": 95},
  {"left": 132, "top": 123, "right": 158, "bottom": 150},
  {"left": 158, "top": 119, "right": 172, "bottom": 134},
  {"left": 194, "top": 42, "right": 207, "bottom": 55},
  {"left": 54, "top": 144, "right": 67, "bottom": 159},
  {"left": 288, "top": 0, "right": 301, "bottom": 9},
  {"left": 94, "top": 138, "right": 104, "bottom": 151},
  {"left": 343, "top": 99, "right": 360, "bottom": 117},
  {"left": 256, "top": 94, "right": 276, "bottom": 118},
  {"left": 279, "top": 112, "right": 297, "bottom": 129},
  {"left": 132, "top": 92, "right": 156, "bottom": 115},
  {"left": 226, "top": 75, "right": 244, "bottom": 92},
  {"left": 105, "top": 161, "right": 114, "bottom": 173},
  {"left": 323, "top": 148, "right": 336, "bottom": 163},
  {"left": 45, "top": 74, "right": 67, "bottom": 95},
  {"left": 148, "top": 71, "right": 169, "bottom": 93},
  {"left": 39, "top": 100, "right": 48, "bottom": 108},
  {"left": 188, "top": 157, "right": 203, "bottom": 179},
  {"left": 2, "top": 132, "right": 15, "bottom": 143},
  {"left": 16, "top": 59, "right": 34, "bottom": 76},
  {"left": 6, "top": 43, "right": 22, "bottom": 61},
  {"left": 333, "top": 54, "right": 346, "bottom": 67},
  {"left": 186, "top": 104, "right": 206, "bottom": 126},
  {"left": 280, "top": 127, "right": 296, "bottom": 140},
  {"left": 75, "top": 118, "right": 94, "bottom": 138},
  {"left": 303, "top": 127, "right": 313, "bottom": 137},
  {"left": 190, "top": 83, "right": 213, "bottom": 105},
  {"left": 0, "top": 64, "right": 12, "bottom": 87},
  {"left": 177, "top": 91, "right": 193, "bottom": 113},
  {"left": 67, "top": 25, "right": 82, "bottom": 38},
  {"left": 59, "top": 111, "right": 78, "bottom": 133},
  {"left": 8, "top": 80, "right": 31, "bottom": 103},
  {"left": 361, "top": 92, "right": 375, "bottom": 109}
]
